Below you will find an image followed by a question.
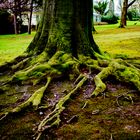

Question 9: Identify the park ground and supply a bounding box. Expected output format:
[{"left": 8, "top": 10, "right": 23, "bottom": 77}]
[{"left": 0, "top": 21, "right": 140, "bottom": 139}]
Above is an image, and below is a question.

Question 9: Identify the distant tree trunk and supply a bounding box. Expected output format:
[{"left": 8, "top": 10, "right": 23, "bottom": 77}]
[
  {"left": 28, "top": 0, "right": 33, "bottom": 34},
  {"left": 18, "top": 3, "right": 22, "bottom": 34},
  {"left": 13, "top": 13, "right": 18, "bottom": 34},
  {"left": 120, "top": 0, "right": 136, "bottom": 28},
  {"left": 120, "top": 0, "right": 128, "bottom": 28}
]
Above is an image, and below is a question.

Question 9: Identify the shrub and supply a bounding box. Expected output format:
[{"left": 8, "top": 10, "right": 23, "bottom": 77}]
[
  {"left": 101, "top": 15, "right": 118, "bottom": 24},
  {"left": 0, "top": 10, "right": 14, "bottom": 34},
  {"left": 20, "top": 25, "right": 28, "bottom": 33},
  {"left": 127, "top": 9, "right": 140, "bottom": 21}
]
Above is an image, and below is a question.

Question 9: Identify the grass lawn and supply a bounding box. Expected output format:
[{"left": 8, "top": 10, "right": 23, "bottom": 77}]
[
  {"left": 0, "top": 21, "right": 140, "bottom": 65},
  {"left": 0, "top": 32, "right": 35, "bottom": 64},
  {"left": 95, "top": 20, "right": 140, "bottom": 31},
  {"left": 94, "top": 21, "right": 140, "bottom": 58}
]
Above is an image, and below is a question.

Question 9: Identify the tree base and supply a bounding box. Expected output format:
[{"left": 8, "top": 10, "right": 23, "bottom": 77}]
[{"left": 0, "top": 51, "right": 140, "bottom": 139}]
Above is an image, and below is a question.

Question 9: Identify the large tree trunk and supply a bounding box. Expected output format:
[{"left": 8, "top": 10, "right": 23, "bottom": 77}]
[
  {"left": 27, "top": 0, "right": 101, "bottom": 57},
  {"left": 1, "top": 0, "right": 140, "bottom": 139}
]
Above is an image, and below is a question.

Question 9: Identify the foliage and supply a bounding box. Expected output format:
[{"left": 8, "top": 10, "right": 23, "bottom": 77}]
[
  {"left": 127, "top": 9, "right": 140, "bottom": 21},
  {"left": 101, "top": 14, "right": 118, "bottom": 24},
  {"left": 0, "top": 10, "right": 14, "bottom": 34},
  {"left": 94, "top": 0, "right": 108, "bottom": 15},
  {"left": 0, "top": 0, "right": 42, "bottom": 34}
]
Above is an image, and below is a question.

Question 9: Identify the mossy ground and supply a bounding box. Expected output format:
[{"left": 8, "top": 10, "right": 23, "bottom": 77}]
[
  {"left": 0, "top": 76, "right": 140, "bottom": 140},
  {"left": 54, "top": 80, "right": 140, "bottom": 140},
  {"left": 0, "top": 33, "right": 35, "bottom": 64},
  {"left": 94, "top": 25, "right": 140, "bottom": 58},
  {"left": 0, "top": 24, "right": 140, "bottom": 140}
]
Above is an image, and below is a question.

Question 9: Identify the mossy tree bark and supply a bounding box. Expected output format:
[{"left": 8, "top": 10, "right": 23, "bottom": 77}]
[
  {"left": 27, "top": 0, "right": 101, "bottom": 57},
  {"left": 0, "top": 0, "right": 140, "bottom": 139}
]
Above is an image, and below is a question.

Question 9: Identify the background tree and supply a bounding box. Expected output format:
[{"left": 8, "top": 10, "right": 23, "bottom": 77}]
[
  {"left": 28, "top": 0, "right": 43, "bottom": 34},
  {"left": 93, "top": 0, "right": 108, "bottom": 15},
  {"left": 28, "top": 0, "right": 33, "bottom": 34},
  {"left": 120, "top": 0, "right": 136, "bottom": 28},
  {"left": 0, "top": 0, "right": 30, "bottom": 34},
  {"left": 0, "top": 9, "right": 14, "bottom": 34},
  {"left": 0, "top": 0, "right": 140, "bottom": 139},
  {"left": 108, "top": 0, "right": 114, "bottom": 16},
  {"left": 101, "top": 0, "right": 118, "bottom": 24}
]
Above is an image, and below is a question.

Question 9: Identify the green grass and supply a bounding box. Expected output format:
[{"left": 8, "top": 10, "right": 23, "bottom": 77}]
[
  {"left": 0, "top": 32, "right": 35, "bottom": 64},
  {"left": 0, "top": 21, "right": 140, "bottom": 65},
  {"left": 94, "top": 21, "right": 140, "bottom": 58},
  {"left": 95, "top": 20, "right": 140, "bottom": 31}
]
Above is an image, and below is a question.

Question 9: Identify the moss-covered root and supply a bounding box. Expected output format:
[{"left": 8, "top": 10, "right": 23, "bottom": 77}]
[
  {"left": 12, "top": 77, "right": 51, "bottom": 113},
  {"left": 91, "top": 66, "right": 113, "bottom": 97},
  {"left": 35, "top": 75, "right": 88, "bottom": 140},
  {"left": 0, "top": 53, "right": 28, "bottom": 73},
  {"left": 91, "top": 60, "right": 140, "bottom": 97}
]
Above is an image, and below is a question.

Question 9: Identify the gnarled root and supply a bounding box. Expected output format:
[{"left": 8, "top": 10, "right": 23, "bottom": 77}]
[
  {"left": 91, "top": 59, "right": 140, "bottom": 96},
  {"left": 0, "top": 77, "right": 51, "bottom": 121},
  {"left": 1, "top": 52, "right": 140, "bottom": 140},
  {"left": 91, "top": 65, "right": 113, "bottom": 96},
  {"left": 35, "top": 75, "right": 88, "bottom": 140},
  {"left": 12, "top": 77, "right": 51, "bottom": 113}
]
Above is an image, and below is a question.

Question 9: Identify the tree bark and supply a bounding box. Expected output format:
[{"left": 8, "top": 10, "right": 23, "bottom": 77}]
[
  {"left": 13, "top": 13, "right": 18, "bottom": 34},
  {"left": 120, "top": 0, "right": 128, "bottom": 28},
  {"left": 27, "top": 0, "right": 101, "bottom": 57},
  {"left": 28, "top": 0, "right": 33, "bottom": 34},
  {"left": 120, "top": 0, "right": 136, "bottom": 28}
]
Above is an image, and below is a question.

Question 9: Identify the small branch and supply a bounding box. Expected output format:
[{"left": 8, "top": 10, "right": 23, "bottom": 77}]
[
  {"left": 0, "top": 112, "right": 9, "bottom": 121},
  {"left": 67, "top": 115, "right": 79, "bottom": 124},
  {"left": 128, "top": 0, "right": 136, "bottom": 8},
  {"left": 74, "top": 74, "right": 84, "bottom": 85},
  {"left": 82, "top": 100, "right": 89, "bottom": 109}
]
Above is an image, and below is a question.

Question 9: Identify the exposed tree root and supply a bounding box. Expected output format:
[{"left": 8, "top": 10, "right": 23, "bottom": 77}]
[
  {"left": 35, "top": 75, "right": 87, "bottom": 140},
  {"left": 0, "top": 52, "right": 140, "bottom": 139},
  {"left": 0, "top": 53, "right": 28, "bottom": 73},
  {"left": 12, "top": 77, "right": 51, "bottom": 113},
  {"left": 91, "top": 60, "right": 140, "bottom": 96}
]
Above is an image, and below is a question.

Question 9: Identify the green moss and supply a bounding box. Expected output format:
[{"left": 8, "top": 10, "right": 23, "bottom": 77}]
[
  {"left": 113, "top": 63, "right": 140, "bottom": 90},
  {"left": 29, "top": 52, "right": 49, "bottom": 65},
  {"left": 32, "top": 77, "right": 51, "bottom": 107},
  {"left": 12, "top": 63, "right": 51, "bottom": 82},
  {"left": 91, "top": 75, "right": 106, "bottom": 96},
  {"left": 12, "top": 78, "right": 51, "bottom": 113},
  {"left": 12, "top": 71, "right": 28, "bottom": 82}
]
